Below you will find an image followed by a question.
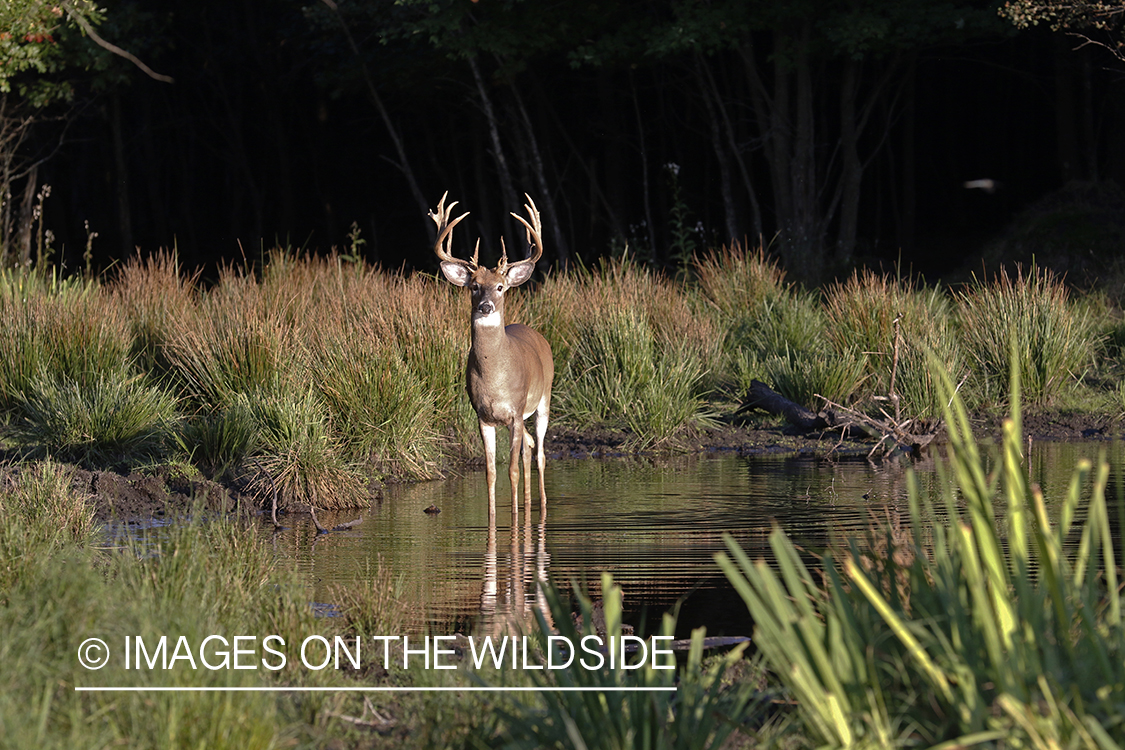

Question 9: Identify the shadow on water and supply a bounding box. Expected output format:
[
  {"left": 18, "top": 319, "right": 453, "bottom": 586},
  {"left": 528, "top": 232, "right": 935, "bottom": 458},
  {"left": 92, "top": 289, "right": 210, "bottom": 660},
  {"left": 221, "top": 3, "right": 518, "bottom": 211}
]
[{"left": 263, "top": 442, "right": 1124, "bottom": 640}]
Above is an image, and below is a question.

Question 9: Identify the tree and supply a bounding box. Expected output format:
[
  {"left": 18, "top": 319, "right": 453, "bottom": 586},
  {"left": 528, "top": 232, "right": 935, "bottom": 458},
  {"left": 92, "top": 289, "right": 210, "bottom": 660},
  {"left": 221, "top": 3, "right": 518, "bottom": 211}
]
[
  {"left": 1001, "top": 1, "right": 1125, "bottom": 62},
  {"left": 573, "top": 0, "right": 1008, "bottom": 279},
  {"left": 0, "top": 0, "right": 169, "bottom": 267}
]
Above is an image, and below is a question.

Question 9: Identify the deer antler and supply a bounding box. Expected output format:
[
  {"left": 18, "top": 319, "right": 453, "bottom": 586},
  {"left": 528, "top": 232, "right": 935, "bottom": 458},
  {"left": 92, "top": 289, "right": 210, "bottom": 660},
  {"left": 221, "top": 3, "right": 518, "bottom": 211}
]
[
  {"left": 508, "top": 194, "right": 544, "bottom": 272},
  {"left": 429, "top": 191, "right": 474, "bottom": 269}
]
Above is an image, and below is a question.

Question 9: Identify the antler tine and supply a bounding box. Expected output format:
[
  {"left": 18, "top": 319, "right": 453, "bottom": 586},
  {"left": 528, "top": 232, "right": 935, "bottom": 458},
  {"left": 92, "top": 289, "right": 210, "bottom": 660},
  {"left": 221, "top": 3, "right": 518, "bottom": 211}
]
[
  {"left": 509, "top": 193, "right": 544, "bottom": 266},
  {"left": 498, "top": 237, "right": 509, "bottom": 273},
  {"left": 429, "top": 191, "right": 473, "bottom": 267}
]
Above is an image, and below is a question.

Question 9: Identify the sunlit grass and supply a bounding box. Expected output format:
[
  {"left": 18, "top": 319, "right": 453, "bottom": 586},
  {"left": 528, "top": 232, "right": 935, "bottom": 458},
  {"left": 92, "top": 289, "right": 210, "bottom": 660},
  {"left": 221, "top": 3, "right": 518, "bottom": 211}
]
[
  {"left": 0, "top": 249, "right": 1121, "bottom": 507},
  {"left": 718, "top": 350, "right": 1125, "bottom": 746},
  {"left": 824, "top": 268, "right": 962, "bottom": 415},
  {"left": 956, "top": 265, "right": 1098, "bottom": 406}
]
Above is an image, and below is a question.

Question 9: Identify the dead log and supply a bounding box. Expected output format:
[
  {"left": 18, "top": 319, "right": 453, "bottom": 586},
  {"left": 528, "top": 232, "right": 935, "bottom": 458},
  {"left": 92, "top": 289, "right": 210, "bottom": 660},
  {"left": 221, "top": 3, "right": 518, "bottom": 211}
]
[
  {"left": 736, "top": 379, "right": 832, "bottom": 431},
  {"left": 737, "top": 379, "right": 942, "bottom": 457}
]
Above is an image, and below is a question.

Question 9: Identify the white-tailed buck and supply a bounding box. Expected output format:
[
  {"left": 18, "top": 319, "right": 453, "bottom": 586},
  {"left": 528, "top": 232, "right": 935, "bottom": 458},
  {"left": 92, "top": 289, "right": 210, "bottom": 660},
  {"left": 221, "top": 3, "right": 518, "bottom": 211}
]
[{"left": 430, "top": 192, "right": 554, "bottom": 521}]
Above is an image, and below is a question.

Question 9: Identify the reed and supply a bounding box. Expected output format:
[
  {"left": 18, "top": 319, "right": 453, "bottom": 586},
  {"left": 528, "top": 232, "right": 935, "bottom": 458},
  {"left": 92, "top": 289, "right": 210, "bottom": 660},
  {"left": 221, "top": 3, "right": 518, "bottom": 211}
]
[
  {"left": 717, "top": 350, "right": 1125, "bottom": 746},
  {"left": 486, "top": 572, "right": 765, "bottom": 750}
]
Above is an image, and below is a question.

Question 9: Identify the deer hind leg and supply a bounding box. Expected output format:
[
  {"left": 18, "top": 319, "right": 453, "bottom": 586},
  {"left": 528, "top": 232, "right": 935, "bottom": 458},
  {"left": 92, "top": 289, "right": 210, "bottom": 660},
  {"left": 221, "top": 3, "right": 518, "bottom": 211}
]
[
  {"left": 534, "top": 396, "right": 550, "bottom": 506},
  {"left": 480, "top": 422, "right": 498, "bottom": 524}
]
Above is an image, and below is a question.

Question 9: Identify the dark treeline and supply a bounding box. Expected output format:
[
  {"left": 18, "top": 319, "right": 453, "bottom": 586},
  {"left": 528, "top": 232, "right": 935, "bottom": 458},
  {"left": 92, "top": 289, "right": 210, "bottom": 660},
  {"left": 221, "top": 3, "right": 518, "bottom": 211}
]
[{"left": 11, "top": 0, "right": 1125, "bottom": 281}]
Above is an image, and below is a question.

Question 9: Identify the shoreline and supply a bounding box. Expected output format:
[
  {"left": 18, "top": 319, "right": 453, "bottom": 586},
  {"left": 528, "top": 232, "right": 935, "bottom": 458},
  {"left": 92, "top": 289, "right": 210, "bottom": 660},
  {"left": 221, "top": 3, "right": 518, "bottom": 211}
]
[{"left": 8, "top": 405, "right": 1117, "bottom": 525}]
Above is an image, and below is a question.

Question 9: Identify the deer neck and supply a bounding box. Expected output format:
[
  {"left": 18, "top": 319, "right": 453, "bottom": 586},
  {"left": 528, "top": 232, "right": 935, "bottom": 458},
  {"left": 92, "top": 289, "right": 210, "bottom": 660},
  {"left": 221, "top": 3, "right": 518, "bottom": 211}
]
[{"left": 470, "top": 311, "right": 513, "bottom": 361}]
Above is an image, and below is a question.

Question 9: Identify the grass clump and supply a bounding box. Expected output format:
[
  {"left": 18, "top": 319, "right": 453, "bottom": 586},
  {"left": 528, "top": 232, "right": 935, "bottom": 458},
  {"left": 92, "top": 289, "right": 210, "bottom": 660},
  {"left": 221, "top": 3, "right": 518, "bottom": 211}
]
[
  {"left": 717, "top": 350, "right": 1125, "bottom": 746},
  {"left": 9, "top": 370, "right": 178, "bottom": 466},
  {"left": 241, "top": 388, "right": 367, "bottom": 511},
  {"left": 956, "top": 265, "right": 1097, "bottom": 406},
  {"left": 547, "top": 258, "right": 718, "bottom": 447},
  {"left": 0, "top": 278, "right": 131, "bottom": 415},
  {"left": 824, "top": 268, "right": 962, "bottom": 416}
]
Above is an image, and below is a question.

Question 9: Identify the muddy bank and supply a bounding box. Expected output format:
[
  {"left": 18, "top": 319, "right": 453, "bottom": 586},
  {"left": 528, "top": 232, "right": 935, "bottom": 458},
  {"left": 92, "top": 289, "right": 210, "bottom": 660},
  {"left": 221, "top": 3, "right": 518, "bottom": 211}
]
[{"left": 10, "top": 408, "right": 1119, "bottom": 525}]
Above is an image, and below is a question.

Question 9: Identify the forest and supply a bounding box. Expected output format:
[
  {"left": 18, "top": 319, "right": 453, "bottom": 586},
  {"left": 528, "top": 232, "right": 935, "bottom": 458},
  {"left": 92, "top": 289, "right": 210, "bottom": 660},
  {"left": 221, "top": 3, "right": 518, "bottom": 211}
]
[{"left": 1, "top": 0, "right": 1124, "bottom": 282}]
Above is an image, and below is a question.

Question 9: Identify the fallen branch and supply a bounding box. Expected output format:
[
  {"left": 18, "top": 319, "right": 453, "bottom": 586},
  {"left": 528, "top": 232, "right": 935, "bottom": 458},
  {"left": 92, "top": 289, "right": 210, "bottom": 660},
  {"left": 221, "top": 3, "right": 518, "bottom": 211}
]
[{"left": 736, "top": 379, "right": 833, "bottom": 431}]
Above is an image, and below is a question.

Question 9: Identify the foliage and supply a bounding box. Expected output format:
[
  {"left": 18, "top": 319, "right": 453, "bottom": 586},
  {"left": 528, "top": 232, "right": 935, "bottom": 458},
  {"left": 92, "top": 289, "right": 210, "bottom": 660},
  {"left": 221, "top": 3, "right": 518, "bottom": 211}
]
[
  {"left": 9, "top": 369, "right": 177, "bottom": 467},
  {"left": 717, "top": 350, "right": 1125, "bottom": 747},
  {"left": 1002, "top": 0, "right": 1125, "bottom": 62},
  {"left": 488, "top": 572, "right": 764, "bottom": 750},
  {"left": 956, "top": 264, "right": 1098, "bottom": 405},
  {"left": 0, "top": 0, "right": 104, "bottom": 104}
]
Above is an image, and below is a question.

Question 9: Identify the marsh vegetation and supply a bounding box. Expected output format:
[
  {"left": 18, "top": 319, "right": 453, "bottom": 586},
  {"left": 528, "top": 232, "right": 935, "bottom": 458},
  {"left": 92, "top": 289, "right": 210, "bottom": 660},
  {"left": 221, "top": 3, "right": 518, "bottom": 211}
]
[{"left": 0, "top": 245, "right": 1120, "bottom": 514}]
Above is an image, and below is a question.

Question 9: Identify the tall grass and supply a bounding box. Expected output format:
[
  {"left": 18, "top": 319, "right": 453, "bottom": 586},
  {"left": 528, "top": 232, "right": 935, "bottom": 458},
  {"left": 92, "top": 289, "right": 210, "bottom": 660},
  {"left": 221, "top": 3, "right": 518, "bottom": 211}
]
[
  {"left": 542, "top": 257, "right": 719, "bottom": 447},
  {"left": 956, "top": 265, "right": 1098, "bottom": 405},
  {"left": 484, "top": 572, "right": 765, "bottom": 749},
  {"left": 1, "top": 249, "right": 1119, "bottom": 505},
  {"left": 0, "top": 274, "right": 130, "bottom": 414},
  {"left": 10, "top": 370, "right": 178, "bottom": 466},
  {"left": 0, "top": 475, "right": 332, "bottom": 749},
  {"left": 717, "top": 351, "right": 1125, "bottom": 746},
  {"left": 824, "top": 269, "right": 962, "bottom": 416}
]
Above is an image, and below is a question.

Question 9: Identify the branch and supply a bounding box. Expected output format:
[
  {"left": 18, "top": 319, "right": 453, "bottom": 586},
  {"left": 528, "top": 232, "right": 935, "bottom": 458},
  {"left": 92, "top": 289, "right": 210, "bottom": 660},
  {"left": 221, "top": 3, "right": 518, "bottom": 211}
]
[{"left": 59, "top": 1, "right": 174, "bottom": 84}]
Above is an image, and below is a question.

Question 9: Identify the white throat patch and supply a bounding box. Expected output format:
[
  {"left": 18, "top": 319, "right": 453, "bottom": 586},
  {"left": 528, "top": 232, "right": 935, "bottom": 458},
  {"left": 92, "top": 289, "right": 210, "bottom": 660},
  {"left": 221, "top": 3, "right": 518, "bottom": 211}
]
[{"left": 473, "top": 310, "right": 504, "bottom": 327}]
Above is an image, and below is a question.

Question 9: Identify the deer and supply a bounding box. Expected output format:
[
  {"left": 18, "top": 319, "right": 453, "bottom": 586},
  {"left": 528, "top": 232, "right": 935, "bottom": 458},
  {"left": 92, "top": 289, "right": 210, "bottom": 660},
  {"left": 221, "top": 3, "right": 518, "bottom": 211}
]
[{"left": 430, "top": 192, "right": 554, "bottom": 523}]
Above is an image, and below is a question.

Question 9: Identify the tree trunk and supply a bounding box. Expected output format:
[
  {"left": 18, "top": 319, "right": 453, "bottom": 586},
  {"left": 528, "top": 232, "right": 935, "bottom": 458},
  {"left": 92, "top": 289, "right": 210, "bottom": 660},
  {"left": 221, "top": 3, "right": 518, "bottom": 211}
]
[
  {"left": 630, "top": 72, "right": 657, "bottom": 263},
  {"left": 837, "top": 58, "right": 862, "bottom": 265},
  {"left": 699, "top": 51, "right": 763, "bottom": 241},
  {"left": 696, "top": 55, "right": 739, "bottom": 245},
  {"left": 322, "top": 0, "right": 434, "bottom": 244},
  {"left": 507, "top": 75, "right": 570, "bottom": 268},
  {"left": 111, "top": 92, "right": 134, "bottom": 258},
  {"left": 469, "top": 55, "right": 521, "bottom": 258},
  {"left": 16, "top": 164, "right": 38, "bottom": 267}
]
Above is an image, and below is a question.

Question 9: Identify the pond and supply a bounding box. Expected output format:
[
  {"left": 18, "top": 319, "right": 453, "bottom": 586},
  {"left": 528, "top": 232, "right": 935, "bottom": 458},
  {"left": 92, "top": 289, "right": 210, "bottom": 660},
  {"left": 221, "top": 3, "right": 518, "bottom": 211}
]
[{"left": 263, "top": 441, "right": 1123, "bottom": 640}]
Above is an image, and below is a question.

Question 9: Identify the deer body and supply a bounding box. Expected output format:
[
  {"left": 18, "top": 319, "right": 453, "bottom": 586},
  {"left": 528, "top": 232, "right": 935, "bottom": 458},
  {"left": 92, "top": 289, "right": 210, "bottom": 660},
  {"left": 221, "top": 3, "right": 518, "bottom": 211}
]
[{"left": 431, "top": 193, "right": 554, "bottom": 521}]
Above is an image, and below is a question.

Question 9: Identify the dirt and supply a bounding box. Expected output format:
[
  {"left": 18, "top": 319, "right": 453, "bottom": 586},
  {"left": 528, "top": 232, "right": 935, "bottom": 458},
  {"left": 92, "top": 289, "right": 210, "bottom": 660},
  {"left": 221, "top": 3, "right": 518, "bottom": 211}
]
[{"left": 10, "top": 408, "right": 1119, "bottom": 525}]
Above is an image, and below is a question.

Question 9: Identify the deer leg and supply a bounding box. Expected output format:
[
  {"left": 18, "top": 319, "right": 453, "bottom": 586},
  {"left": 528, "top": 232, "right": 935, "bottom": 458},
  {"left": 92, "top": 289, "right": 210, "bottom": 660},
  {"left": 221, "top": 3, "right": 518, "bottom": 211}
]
[
  {"left": 521, "top": 426, "right": 534, "bottom": 506},
  {"left": 534, "top": 397, "right": 550, "bottom": 507},
  {"left": 480, "top": 421, "right": 498, "bottom": 524},
  {"left": 507, "top": 418, "right": 522, "bottom": 522}
]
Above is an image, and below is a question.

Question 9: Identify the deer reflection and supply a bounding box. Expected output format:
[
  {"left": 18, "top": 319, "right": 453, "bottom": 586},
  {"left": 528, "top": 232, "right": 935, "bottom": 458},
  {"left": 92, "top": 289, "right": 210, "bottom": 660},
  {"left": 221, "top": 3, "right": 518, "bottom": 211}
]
[{"left": 479, "top": 511, "right": 553, "bottom": 636}]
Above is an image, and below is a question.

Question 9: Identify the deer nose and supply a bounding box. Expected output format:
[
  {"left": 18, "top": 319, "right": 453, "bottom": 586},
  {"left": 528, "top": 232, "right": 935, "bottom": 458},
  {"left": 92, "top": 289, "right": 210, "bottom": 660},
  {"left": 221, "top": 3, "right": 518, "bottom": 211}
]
[{"left": 477, "top": 300, "right": 494, "bottom": 315}]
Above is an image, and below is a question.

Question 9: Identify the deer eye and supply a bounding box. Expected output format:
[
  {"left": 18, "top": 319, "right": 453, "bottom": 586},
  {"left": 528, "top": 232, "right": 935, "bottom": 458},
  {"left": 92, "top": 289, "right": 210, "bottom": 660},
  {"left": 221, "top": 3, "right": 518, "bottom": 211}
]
[{"left": 496, "top": 284, "right": 504, "bottom": 292}]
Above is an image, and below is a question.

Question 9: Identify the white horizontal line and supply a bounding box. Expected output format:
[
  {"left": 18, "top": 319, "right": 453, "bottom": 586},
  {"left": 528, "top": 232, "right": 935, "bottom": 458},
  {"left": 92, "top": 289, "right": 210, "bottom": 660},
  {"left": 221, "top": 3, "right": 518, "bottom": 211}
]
[{"left": 75, "top": 686, "right": 677, "bottom": 693}]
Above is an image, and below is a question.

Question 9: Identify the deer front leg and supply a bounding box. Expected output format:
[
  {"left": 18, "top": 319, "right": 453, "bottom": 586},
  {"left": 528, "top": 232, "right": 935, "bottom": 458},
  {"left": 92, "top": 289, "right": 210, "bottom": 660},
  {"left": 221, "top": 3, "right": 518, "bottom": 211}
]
[
  {"left": 480, "top": 421, "right": 498, "bottom": 523},
  {"left": 521, "top": 427, "right": 534, "bottom": 506}
]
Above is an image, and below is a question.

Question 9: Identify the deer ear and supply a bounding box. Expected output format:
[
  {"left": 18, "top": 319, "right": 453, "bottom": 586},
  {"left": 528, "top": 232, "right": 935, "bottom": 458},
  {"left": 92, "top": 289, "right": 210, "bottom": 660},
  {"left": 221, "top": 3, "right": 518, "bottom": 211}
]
[
  {"left": 505, "top": 262, "right": 535, "bottom": 287},
  {"left": 440, "top": 261, "right": 471, "bottom": 287}
]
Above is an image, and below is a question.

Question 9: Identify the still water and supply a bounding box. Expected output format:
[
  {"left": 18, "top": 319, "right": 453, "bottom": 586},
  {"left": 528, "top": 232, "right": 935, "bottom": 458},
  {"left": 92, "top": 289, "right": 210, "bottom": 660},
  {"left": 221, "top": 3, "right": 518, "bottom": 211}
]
[{"left": 266, "top": 442, "right": 1122, "bottom": 639}]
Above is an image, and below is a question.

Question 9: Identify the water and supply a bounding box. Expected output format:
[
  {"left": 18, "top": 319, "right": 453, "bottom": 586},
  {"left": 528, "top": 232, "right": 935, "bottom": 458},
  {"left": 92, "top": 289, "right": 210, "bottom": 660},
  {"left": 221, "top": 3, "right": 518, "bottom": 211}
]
[{"left": 265, "top": 441, "right": 1123, "bottom": 639}]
